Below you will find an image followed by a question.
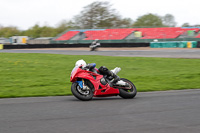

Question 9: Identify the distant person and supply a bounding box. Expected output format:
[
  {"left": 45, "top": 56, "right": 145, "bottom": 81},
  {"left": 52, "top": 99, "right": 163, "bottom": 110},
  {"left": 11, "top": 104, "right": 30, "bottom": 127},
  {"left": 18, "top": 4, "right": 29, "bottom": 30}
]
[{"left": 89, "top": 39, "right": 101, "bottom": 51}]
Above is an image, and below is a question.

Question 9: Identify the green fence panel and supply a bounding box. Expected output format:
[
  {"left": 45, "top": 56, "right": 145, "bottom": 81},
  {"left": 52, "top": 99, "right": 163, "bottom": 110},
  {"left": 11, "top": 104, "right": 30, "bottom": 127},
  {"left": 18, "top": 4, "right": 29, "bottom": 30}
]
[
  {"left": 178, "top": 41, "right": 187, "bottom": 48},
  {"left": 150, "top": 41, "right": 198, "bottom": 48},
  {"left": 163, "top": 42, "right": 177, "bottom": 48}
]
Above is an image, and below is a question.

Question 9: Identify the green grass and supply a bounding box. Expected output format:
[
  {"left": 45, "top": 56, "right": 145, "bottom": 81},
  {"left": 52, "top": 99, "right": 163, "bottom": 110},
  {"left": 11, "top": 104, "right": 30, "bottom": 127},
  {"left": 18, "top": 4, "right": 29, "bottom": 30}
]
[{"left": 0, "top": 53, "right": 200, "bottom": 98}]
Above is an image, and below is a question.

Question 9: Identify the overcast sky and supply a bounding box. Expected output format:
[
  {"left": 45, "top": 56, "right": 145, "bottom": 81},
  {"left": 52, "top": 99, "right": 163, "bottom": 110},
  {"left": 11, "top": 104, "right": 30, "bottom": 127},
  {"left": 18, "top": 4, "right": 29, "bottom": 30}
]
[{"left": 1, "top": 0, "right": 199, "bottom": 30}]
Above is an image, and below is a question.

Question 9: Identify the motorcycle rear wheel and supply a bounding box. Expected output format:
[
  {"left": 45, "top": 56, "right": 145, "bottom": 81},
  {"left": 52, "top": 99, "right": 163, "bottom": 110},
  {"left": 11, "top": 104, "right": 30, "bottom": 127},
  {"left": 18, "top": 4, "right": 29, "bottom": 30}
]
[
  {"left": 118, "top": 78, "right": 137, "bottom": 99},
  {"left": 71, "top": 80, "right": 94, "bottom": 101}
]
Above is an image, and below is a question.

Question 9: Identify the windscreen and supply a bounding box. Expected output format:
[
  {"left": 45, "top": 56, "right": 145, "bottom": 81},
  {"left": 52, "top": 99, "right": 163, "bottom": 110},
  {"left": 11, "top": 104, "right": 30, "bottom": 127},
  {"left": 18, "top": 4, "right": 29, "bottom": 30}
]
[{"left": 71, "top": 66, "right": 79, "bottom": 76}]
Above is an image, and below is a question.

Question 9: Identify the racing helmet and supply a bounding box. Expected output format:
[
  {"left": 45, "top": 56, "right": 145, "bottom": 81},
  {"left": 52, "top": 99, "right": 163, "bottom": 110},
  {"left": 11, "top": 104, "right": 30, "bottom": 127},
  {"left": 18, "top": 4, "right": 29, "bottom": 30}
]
[
  {"left": 75, "top": 59, "right": 86, "bottom": 67},
  {"left": 94, "top": 39, "right": 99, "bottom": 42}
]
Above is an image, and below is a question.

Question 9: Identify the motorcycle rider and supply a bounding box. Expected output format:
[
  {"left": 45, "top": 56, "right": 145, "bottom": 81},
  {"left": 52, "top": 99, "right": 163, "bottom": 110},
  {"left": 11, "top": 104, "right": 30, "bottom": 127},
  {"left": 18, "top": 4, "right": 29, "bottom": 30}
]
[
  {"left": 75, "top": 59, "right": 120, "bottom": 84},
  {"left": 89, "top": 39, "right": 101, "bottom": 51}
]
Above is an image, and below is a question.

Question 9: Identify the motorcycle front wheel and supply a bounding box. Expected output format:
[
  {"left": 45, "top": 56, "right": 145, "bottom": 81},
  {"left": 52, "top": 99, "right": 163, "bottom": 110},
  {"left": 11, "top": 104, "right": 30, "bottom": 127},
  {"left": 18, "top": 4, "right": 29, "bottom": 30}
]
[
  {"left": 118, "top": 78, "right": 137, "bottom": 99},
  {"left": 71, "top": 81, "right": 94, "bottom": 101}
]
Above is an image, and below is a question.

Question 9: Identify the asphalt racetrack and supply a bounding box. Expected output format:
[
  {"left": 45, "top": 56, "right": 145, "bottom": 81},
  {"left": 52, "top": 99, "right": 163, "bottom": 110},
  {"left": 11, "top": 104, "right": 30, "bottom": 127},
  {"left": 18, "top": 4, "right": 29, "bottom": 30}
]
[
  {"left": 1, "top": 47, "right": 200, "bottom": 58},
  {"left": 1, "top": 47, "right": 200, "bottom": 133},
  {"left": 1, "top": 90, "right": 200, "bottom": 133}
]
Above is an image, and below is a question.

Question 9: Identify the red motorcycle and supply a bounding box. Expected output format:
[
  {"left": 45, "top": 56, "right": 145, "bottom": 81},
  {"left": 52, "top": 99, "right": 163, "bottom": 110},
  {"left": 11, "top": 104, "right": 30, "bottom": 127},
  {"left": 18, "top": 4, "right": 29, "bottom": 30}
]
[{"left": 70, "top": 66, "right": 137, "bottom": 101}]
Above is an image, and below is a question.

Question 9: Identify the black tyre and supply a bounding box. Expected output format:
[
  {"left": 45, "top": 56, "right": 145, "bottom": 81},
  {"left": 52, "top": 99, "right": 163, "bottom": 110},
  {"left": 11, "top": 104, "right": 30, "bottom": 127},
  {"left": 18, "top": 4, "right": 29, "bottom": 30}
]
[
  {"left": 71, "top": 80, "right": 94, "bottom": 101},
  {"left": 118, "top": 78, "right": 137, "bottom": 99}
]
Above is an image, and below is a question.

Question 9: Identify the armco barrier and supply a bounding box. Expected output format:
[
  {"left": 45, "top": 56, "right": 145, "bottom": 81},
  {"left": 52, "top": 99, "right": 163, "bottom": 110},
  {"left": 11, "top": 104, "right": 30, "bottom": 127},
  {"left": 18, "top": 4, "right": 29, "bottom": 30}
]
[
  {"left": 3, "top": 43, "right": 149, "bottom": 49},
  {"left": 3, "top": 44, "right": 89, "bottom": 49},
  {"left": 3, "top": 42, "right": 200, "bottom": 49}
]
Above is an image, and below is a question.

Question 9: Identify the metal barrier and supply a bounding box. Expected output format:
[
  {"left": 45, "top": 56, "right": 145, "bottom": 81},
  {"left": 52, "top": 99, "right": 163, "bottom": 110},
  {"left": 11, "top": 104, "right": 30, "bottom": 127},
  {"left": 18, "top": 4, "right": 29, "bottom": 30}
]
[{"left": 2, "top": 43, "right": 149, "bottom": 49}]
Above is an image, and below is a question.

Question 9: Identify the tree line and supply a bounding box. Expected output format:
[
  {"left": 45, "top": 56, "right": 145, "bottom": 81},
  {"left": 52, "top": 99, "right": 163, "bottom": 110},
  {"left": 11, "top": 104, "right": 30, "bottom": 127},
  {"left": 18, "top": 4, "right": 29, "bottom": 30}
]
[{"left": 0, "top": 1, "right": 197, "bottom": 38}]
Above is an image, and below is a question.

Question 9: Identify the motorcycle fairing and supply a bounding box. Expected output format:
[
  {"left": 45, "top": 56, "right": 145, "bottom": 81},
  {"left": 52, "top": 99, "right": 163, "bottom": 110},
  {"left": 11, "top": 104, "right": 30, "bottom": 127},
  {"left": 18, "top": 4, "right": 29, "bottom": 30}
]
[{"left": 71, "top": 67, "right": 119, "bottom": 97}]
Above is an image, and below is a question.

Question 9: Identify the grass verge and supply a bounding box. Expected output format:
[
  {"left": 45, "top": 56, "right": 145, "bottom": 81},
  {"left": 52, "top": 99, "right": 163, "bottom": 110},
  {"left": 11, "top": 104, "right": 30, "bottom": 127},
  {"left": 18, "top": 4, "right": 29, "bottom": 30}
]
[{"left": 0, "top": 53, "right": 200, "bottom": 98}]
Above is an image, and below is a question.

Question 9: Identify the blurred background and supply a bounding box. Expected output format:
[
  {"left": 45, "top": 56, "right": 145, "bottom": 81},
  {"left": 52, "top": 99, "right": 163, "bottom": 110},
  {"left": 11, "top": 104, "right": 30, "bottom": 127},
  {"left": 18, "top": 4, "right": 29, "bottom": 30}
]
[{"left": 0, "top": 0, "right": 200, "bottom": 48}]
